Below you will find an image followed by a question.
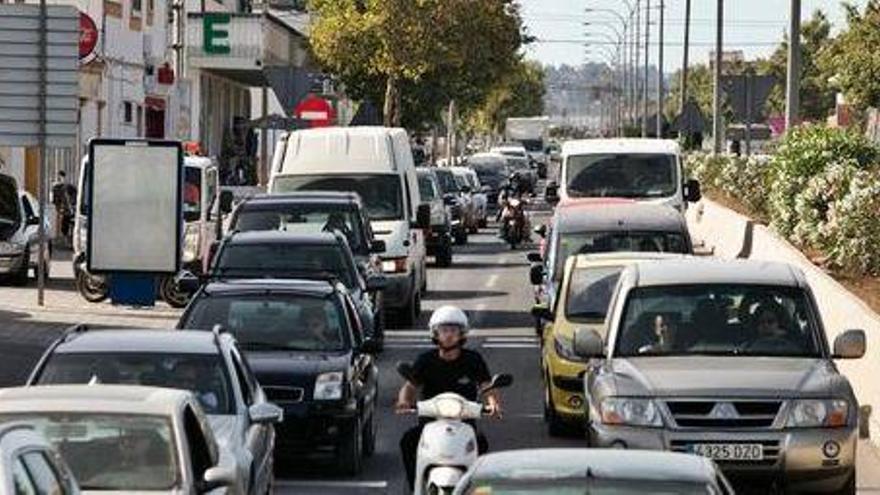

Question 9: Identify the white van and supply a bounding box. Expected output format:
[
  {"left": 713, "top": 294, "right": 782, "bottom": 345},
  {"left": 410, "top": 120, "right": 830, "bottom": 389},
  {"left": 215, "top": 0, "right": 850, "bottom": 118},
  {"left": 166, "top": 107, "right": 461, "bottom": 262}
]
[
  {"left": 556, "top": 139, "right": 701, "bottom": 211},
  {"left": 269, "top": 126, "right": 430, "bottom": 326}
]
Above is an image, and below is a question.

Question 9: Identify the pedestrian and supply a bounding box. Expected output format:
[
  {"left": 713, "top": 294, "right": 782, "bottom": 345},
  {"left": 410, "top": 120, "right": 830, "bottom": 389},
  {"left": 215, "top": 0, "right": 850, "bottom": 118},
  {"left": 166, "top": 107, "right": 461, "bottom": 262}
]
[{"left": 51, "top": 170, "right": 76, "bottom": 247}]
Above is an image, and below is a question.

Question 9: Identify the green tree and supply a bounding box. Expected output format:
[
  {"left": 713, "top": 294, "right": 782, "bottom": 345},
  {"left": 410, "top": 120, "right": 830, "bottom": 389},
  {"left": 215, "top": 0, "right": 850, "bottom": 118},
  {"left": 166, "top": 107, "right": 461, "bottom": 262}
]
[
  {"left": 821, "top": 1, "right": 880, "bottom": 112},
  {"left": 464, "top": 59, "right": 546, "bottom": 136},
  {"left": 308, "top": 0, "right": 524, "bottom": 127}
]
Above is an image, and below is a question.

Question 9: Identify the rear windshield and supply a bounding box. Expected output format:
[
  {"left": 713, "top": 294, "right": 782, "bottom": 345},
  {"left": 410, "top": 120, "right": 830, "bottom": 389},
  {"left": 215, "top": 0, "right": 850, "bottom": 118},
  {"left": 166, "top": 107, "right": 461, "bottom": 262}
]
[
  {"left": 553, "top": 231, "right": 689, "bottom": 281},
  {"left": 232, "top": 204, "right": 366, "bottom": 254},
  {"left": 434, "top": 169, "right": 459, "bottom": 194},
  {"left": 273, "top": 174, "right": 403, "bottom": 221},
  {"left": 215, "top": 242, "right": 356, "bottom": 288},
  {"left": 566, "top": 153, "right": 677, "bottom": 199},
  {"left": 35, "top": 353, "right": 234, "bottom": 415}
]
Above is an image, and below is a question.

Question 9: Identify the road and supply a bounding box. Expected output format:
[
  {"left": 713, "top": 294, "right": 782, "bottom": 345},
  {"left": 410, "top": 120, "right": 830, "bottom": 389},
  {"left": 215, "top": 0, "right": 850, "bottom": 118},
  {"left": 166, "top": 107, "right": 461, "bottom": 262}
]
[{"left": 2, "top": 212, "right": 880, "bottom": 494}]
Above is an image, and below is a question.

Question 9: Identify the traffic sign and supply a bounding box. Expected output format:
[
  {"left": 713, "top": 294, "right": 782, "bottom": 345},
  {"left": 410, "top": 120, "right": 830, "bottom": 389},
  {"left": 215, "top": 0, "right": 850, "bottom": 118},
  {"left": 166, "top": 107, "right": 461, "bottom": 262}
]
[
  {"left": 294, "top": 94, "right": 336, "bottom": 128},
  {"left": 79, "top": 11, "right": 98, "bottom": 62}
]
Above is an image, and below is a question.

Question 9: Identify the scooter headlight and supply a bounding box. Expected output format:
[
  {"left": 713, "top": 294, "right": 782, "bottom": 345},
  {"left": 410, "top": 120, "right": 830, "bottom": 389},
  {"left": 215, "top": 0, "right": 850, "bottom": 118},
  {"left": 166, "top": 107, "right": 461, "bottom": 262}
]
[{"left": 435, "top": 397, "right": 464, "bottom": 418}]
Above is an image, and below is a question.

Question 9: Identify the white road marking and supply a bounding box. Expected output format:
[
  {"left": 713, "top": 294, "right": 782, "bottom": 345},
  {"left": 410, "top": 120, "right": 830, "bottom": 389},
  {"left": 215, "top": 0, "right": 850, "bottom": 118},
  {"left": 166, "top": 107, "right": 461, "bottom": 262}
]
[
  {"left": 275, "top": 480, "right": 388, "bottom": 489},
  {"left": 485, "top": 274, "right": 499, "bottom": 288},
  {"left": 484, "top": 337, "right": 538, "bottom": 343},
  {"left": 482, "top": 343, "right": 539, "bottom": 349}
]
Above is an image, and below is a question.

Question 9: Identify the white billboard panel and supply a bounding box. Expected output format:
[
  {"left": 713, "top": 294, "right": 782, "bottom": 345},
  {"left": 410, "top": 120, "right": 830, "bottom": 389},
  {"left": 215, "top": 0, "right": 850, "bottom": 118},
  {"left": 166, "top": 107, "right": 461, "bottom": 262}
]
[{"left": 87, "top": 140, "right": 182, "bottom": 273}]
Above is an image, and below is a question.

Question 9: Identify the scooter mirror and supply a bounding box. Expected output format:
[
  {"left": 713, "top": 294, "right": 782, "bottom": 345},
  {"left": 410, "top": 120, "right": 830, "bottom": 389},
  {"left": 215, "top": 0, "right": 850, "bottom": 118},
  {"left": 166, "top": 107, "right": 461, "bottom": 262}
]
[
  {"left": 488, "top": 373, "right": 513, "bottom": 390},
  {"left": 396, "top": 362, "right": 416, "bottom": 382}
]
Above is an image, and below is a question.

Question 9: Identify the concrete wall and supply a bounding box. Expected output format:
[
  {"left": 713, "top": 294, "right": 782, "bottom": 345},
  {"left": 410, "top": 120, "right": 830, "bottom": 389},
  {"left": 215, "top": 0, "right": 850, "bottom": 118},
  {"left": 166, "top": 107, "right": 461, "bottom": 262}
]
[{"left": 688, "top": 199, "right": 880, "bottom": 443}]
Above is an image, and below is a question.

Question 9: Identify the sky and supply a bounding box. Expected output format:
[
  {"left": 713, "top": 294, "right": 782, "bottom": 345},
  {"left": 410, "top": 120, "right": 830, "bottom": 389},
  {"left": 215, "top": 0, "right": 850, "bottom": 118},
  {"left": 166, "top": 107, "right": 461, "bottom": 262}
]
[{"left": 520, "top": 0, "right": 869, "bottom": 71}]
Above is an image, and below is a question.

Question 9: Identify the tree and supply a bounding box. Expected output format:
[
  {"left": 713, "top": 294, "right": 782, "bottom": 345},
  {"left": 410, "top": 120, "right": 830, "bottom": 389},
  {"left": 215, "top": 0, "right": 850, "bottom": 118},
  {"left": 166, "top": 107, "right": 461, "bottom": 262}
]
[
  {"left": 820, "top": 1, "right": 880, "bottom": 112},
  {"left": 464, "top": 59, "right": 546, "bottom": 136},
  {"left": 308, "top": 0, "right": 525, "bottom": 127}
]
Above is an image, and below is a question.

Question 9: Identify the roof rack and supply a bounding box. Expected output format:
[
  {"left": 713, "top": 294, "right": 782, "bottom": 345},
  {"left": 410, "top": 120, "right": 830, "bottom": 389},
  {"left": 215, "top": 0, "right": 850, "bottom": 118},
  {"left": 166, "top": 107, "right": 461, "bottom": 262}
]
[
  {"left": 62, "top": 323, "right": 89, "bottom": 341},
  {"left": 0, "top": 422, "right": 35, "bottom": 439}
]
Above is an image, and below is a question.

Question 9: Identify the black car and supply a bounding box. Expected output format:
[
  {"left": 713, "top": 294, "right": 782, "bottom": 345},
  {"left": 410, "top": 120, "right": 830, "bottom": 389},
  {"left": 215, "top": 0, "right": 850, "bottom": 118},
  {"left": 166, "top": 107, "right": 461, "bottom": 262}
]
[
  {"left": 416, "top": 169, "right": 454, "bottom": 267},
  {"left": 433, "top": 168, "right": 469, "bottom": 245},
  {"left": 208, "top": 230, "right": 387, "bottom": 347},
  {"left": 177, "top": 278, "right": 380, "bottom": 475}
]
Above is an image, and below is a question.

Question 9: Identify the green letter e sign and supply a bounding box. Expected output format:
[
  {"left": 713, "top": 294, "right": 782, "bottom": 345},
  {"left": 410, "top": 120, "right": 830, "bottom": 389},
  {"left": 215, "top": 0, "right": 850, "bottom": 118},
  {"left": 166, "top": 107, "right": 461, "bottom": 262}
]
[{"left": 204, "top": 13, "right": 231, "bottom": 55}]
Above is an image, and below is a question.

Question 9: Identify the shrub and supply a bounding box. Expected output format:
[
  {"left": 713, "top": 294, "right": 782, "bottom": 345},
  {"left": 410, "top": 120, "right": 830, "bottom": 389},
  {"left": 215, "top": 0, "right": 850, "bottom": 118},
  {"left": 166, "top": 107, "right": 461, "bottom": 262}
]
[{"left": 825, "top": 170, "right": 880, "bottom": 274}]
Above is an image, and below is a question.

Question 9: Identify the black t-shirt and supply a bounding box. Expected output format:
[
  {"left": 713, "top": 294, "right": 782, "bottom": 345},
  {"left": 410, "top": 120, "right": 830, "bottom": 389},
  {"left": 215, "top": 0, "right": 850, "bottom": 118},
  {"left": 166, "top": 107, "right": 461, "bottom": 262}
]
[{"left": 411, "top": 349, "right": 491, "bottom": 402}]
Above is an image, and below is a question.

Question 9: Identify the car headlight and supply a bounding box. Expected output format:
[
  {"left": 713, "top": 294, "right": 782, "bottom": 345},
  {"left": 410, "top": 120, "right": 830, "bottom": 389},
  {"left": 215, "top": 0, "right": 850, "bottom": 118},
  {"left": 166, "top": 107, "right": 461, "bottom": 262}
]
[
  {"left": 435, "top": 397, "right": 464, "bottom": 418},
  {"left": 382, "top": 257, "right": 408, "bottom": 274},
  {"left": 554, "top": 334, "right": 586, "bottom": 363},
  {"left": 599, "top": 398, "right": 663, "bottom": 427},
  {"left": 182, "top": 224, "right": 200, "bottom": 263},
  {"left": 0, "top": 241, "right": 25, "bottom": 256},
  {"left": 786, "top": 399, "right": 849, "bottom": 428},
  {"left": 314, "top": 371, "right": 345, "bottom": 401}
]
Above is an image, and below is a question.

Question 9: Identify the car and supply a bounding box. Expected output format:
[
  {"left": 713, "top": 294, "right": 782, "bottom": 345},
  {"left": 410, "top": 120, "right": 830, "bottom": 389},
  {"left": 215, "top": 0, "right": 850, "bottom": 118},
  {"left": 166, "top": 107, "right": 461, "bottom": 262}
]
[
  {"left": 417, "top": 169, "right": 454, "bottom": 267},
  {"left": 0, "top": 172, "right": 53, "bottom": 286},
  {"left": 177, "top": 278, "right": 381, "bottom": 475},
  {"left": 269, "top": 127, "right": 431, "bottom": 327},
  {"left": 225, "top": 191, "right": 387, "bottom": 328},
  {"left": 450, "top": 166, "right": 488, "bottom": 230},
  {"left": 0, "top": 422, "right": 80, "bottom": 495},
  {"left": 528, "top": 201, "right": 694, "bottom": 328},
  {"left": 434, "top": 167, "right": 472, "bottom": 245},
  {"left": 26, "top": 327, "right": 282, "bottom": 495},
  {"left": 208, "top": 230, "right": 387, "bottom": 344},
  {"left": 491, "top": 145, "right": 537, "bottom": 193},
  {"left": 555, "top": 138, "right": 701, "bottom": 211},
  {"left": 573, "top": 258, "right": 866, "bottom": 494},
  {"left": 534, "top": 252, "right": 687, "bottom": 436},
  {"left": 453, "top": 448, "right": 734, "bottom": 494},
  {"left": 465, "top": 153, "right": 510, "bottom": 207},
  {"left": 0, "top": 385, "right": 238, "bottom": 494}
]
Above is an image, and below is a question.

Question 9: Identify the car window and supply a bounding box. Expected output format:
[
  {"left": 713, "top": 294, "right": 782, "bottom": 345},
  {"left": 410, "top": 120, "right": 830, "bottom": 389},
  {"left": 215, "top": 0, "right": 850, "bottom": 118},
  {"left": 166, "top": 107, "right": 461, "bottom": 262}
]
[
  {"left": 343, "top": 296, "right": 364, "bottom": 346},
  {"left": 566, "top": 153, "right": 677, "bottom": 199},
  {"left": 20, "top": 195, "right": 35, "bottom": 220},
  {"left": 21, "top": 451, "right": 64, "bottom": 495},
  {"left": 0, "top": 175, "right": 20, "bottom": 227},
  {"left": 418, "top": 175, "right": 437, "bottom": 201},
  {"left": 216, "top": 242, "right": 356, "bottom": 288},
  {"left": 615, "top": 284, "right": 823, "bottom": 358},
  {"left": 36, "top": 352, "right": 235, "bottom": 415},
  {"left": 434, "top": 170, "right": 459, "bottom": 194},
  {"left": 204, "top": 167, "right": 218, "bottom": 221},
  {"left": 232, "top": 205, "right": 366, "bottom": 254},
  {"left": 183, "top": 166, "right": 202, "bottom": 222},
  {"left": 182, "top": 294, "right": 350, "bottom": 352},
  {"left": 13, "top": 458, "right": 37, "bottom": 495},
  {"left": 553, "top": 231, "right": 688, "bottom": 281},
  {"left": 229, "top": 350, "right": 254, "bottom": 406},
  {"left": 273, "top": 174, "right": 403, "bottom": 221},
  {"left": 183, "top": 406, "right": 212, "bottom": 484},
  {"left": 565, "top": 266, "right": 624, "bottom": 322},
  {"left": 0, "top": 413, "right": 178, "bottom": 492}
]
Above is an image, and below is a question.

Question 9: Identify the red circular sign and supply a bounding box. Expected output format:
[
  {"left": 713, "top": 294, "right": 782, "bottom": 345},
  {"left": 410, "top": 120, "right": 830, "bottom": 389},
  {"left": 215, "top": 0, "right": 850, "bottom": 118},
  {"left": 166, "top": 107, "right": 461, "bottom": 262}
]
[
  {"left": 79, "top": 12, "right": 99, "bottom": 61},
  {"left": 294, "top": 95, "right": 336, "bottom": 128}
]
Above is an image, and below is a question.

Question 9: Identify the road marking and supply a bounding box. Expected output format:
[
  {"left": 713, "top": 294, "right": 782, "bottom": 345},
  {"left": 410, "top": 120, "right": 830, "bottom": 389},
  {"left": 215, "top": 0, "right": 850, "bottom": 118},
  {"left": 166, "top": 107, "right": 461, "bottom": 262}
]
[
  {"left": 482, "top": 343, "right": 539, "bottom": 349},
  {"left": 485, "top": 274, "right": 499, "bottom": 288},
  {"left": 484, "top": 337, "right": 538, "bottom": 343},
  {"left": 275, "top": 480, "right": 388, "bottom": 489}
]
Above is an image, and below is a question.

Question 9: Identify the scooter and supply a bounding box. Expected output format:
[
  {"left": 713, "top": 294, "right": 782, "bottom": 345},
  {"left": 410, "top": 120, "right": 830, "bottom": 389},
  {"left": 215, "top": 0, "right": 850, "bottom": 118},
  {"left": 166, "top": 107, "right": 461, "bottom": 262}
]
[
  {"left": 398, "top": 363, "right": 513, "bottom": 495},
  {"left": 499, "top": 196, "right": 528, "bottom": 249}
]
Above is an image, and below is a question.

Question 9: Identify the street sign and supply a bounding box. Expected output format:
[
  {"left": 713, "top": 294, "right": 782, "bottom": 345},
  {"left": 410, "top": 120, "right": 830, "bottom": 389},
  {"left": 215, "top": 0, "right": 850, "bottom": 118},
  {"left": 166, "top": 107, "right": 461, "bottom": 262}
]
[
  {"left": 0, "top": 4, "right": 78, "bottom": 148},
  {"left": 721, "top": 73, "right": 777, "bottom": 123},
  {"left": 79, "top": 12, "right": 98, "bottom": 63},
  {"left": 294, "top": 95, "right": 336, "bottom": 128}
]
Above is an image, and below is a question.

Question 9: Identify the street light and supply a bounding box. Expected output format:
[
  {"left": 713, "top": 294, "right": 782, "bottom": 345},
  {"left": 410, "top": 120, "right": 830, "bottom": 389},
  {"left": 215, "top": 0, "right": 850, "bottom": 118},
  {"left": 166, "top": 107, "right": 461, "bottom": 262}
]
[
  {"left": 584, "top": 34, "right": 624, "bottom": 137},
  {"left": 585, "top": 5, "right": 635, "bottom": 127}
]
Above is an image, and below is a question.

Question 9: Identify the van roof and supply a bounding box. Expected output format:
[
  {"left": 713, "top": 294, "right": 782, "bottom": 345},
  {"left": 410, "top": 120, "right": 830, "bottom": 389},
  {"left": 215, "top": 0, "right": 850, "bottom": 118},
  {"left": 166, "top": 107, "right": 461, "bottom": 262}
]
[
  {"left": 562, "top": 139, "right": 680, "bottom": 156},
  {"left": 277, "top": 126, "right": 409, "bottom": 175}
]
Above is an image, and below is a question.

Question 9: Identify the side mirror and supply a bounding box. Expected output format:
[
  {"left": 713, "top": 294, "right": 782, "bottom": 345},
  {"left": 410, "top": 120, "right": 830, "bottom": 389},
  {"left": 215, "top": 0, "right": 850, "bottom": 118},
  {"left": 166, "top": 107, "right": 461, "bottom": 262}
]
[
  {"left": 219, "top": 190, "right": 235, "bottom": 214},
  {"left": 545, "top": 182, "right": 559, "bottom": 205},
  {"left": 573, "top": 328, "right": 605, "bottom": 358},
  {"left": 485, "top": 373, "right": 513, "bottom": 391},
  {"left": 526, "top": 251, "right": 542, "bottom": 263},
  {"left": 26, "top": 216, "right": 40, "bottom": 226},
  {"left": 529, "top": 264, "right": 545, "bottom": 285},
  {"left": 201, "top": 465, "right": 237, "bottom": 492},
  {"left": 833, "top": 329, "right": 866, "bottom": 359},
  {"left": 365, "top": 274, "right": 388, "bottom": 292},
  {"left": 176, "top": 270, "right": 202, "bottom": 294},
  {"left": 414, "top": 203, "right": 431, "bottom": 229},
  {"left": 361, "top": 338, "right": 382, "bottom": 354},
  {"left": 531, "top": 303, "right": 554, "bottom": 322},
  {"left": 533, "top": 225, "right": 547, "bottom": 239},
  {"left": 248, "top": 402, "right": 283, "bottom": 424},
  {"left": 396, "top": 361, "right": 416, "bottom": 382},
  {"left": 370, "top": 240, "right": 386, "bottom": 254},
  {"left": 684, "top": 179, "right": 702, "bottom": 203}
]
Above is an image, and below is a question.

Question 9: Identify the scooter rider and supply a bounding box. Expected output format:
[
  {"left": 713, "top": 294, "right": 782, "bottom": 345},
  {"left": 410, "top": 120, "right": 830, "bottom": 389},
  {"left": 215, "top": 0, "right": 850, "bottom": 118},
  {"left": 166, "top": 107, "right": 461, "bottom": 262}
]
[{"left": 396, "top": 305, "right": 502, "bottom": 490}]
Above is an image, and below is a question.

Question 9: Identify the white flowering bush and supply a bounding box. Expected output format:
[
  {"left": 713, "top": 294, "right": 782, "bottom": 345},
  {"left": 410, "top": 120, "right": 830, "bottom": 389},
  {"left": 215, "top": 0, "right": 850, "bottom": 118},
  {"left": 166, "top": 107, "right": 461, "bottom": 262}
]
[{"left": 824, "top": 170, "right": 880, "bottom": 274}]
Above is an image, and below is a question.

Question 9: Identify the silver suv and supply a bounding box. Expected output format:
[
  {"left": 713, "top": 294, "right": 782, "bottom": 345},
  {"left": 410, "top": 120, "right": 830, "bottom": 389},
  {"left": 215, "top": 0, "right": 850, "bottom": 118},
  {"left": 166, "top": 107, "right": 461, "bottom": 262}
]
[{"left": 574, "top": 258, "right": 865, "bottom": 494}]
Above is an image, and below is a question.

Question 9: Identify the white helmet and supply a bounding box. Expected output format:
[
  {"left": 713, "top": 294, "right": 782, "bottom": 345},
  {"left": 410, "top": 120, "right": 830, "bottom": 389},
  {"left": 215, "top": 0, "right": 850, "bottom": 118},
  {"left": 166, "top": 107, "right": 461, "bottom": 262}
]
[{"left": 428, "top": 305, "right": 470, "bottom": 336}]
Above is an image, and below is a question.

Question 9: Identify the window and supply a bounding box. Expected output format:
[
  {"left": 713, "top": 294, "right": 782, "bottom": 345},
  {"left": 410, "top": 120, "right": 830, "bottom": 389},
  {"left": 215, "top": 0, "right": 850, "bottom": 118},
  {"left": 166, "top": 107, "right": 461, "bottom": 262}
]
[
  {"left": 273, "top": 174, "right": 403, "bottom": 221},
  {"left": 183, "top": 407, "right": 212, "bottom": 483},
  {"left": 132, "top": 0, "right": 142, "bottom": 13},
  {"left": 215, "top": 243, "right": 356, "bottom": 288},
  {"left": 20, "top": 195, "right": 34, "bottom": 220},
  {"left": 12, "top": 458, "right": 36, "bottom": 495},
  {"left": 22, "top": 451, "right": 64, "bottom": 495},
  {"left": 123, "top": 102, "right": 133, "bottom": 124},
  {"left": 183, "top": 166, "right": 202, "bottom": 222},
  {"left": 566, "top": 153, "right": 677, "bottom": 199},
  {"left": 565, "top": 266, "right": 623, "bottom": 322},
  {"left": 229, "top": 349, "right": 254, "bottom": 406}
]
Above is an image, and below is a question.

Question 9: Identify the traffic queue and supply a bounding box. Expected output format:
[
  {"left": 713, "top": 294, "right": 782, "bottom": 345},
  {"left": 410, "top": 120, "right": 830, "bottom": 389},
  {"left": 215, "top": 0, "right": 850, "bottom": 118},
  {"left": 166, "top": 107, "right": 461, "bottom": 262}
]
[{"left": 0, "top": 130, "right": 867, "bottom": 495}]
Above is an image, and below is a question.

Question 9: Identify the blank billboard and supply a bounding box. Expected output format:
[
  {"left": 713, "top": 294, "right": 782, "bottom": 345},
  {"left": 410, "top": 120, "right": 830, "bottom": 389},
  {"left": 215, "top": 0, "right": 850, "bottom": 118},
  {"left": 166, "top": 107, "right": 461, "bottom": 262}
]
[{"left": 87, "top": 139, "right": 182, "bottom": 273}]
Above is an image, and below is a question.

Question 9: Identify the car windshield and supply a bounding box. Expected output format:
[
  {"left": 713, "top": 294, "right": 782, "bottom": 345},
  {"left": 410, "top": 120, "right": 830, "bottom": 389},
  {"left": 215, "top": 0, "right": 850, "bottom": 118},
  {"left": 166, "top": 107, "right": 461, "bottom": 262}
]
[
  {"left": 233, "top": 205, "right": 366, "bottom": 254},
  {"left": 566, "top": 153, "right": 677, "bottom": 199},
  {"left": 0, "top": 413, "right": 178, "bottom": 491},
  {"left": 418, "top": 175, "right": 437, "bottom": 201},
  {"left": 566, "top": 266, "right": 624, "bottom": 321},
  {"left": 215, "top": 242, "right": 356, "bottom": 289},
  {"left": 0, "top": 175, "right": 19, "bottom": 227},
  {"left": 520, "top": 140, "right": 544, "bottom": 152},
  {"left": 553, "top": 231, "right": 689, "bottom": 281},
  {"left": 35, "top": 353, "right": 234, "bottom": 415},
  {"left": 182, "top": 295, "right": 349, "bottom": 352},
  {"left": 506, "top": 157, "right": 530, "bottom": 171},
  {"left": 434, "top": 169, "right": 460, "bottom": 194},
  {"left": 183, "top": 166, "right": 202, "bottom": 222},
  {"left": 615, "top": 284, "right": 823, "bottom": 358},
  {"left": 273, "top": 174, "right": 403, "bottom": 221},
  {"left": 465, "top": 479, "right": 712, "bottom": 494}
]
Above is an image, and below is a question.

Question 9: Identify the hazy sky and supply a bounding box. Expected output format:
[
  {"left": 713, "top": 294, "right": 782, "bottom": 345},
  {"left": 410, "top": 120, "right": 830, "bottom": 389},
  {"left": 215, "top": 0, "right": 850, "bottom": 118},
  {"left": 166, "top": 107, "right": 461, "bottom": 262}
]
[{"left": 520, "top": 0, "right": 868, "bottom": 71}]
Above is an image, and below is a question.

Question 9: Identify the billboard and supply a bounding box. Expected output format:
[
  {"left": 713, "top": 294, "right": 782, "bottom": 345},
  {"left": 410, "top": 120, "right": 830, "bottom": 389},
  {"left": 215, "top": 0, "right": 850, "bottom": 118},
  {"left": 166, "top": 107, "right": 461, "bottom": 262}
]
[{"left": 87, "top": 139, "right": 183, "bottom": 273}]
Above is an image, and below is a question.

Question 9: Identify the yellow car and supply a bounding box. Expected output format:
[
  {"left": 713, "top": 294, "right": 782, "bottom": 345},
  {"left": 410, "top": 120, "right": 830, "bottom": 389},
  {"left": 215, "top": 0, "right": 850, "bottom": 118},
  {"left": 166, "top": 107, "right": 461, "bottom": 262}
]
[{"left": 533, "top": 252, "right": 686, "bottom": 436}]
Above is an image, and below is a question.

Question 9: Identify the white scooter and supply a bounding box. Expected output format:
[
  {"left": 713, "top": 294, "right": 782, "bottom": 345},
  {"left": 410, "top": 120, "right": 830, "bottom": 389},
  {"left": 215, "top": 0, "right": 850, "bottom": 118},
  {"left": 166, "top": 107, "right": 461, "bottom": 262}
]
[{"left": 398, "top": 363, "right": 513, "bottom": 495}]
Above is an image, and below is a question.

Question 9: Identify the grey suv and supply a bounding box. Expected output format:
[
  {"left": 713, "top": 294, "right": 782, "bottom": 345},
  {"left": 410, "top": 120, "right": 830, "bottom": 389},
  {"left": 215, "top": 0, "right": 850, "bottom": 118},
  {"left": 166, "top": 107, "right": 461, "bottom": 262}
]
[{"left": 573, "top": 258, "right": 865, "bottom": 494}]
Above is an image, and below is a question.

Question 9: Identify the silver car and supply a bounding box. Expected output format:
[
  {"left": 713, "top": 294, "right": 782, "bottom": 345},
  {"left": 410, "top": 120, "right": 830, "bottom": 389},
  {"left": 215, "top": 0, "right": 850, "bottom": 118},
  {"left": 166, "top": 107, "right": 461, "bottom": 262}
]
[
  {"left": 0, "top": 422, "right": 79, "bottom": 494},
  {"left": 573, "top": 258, "right": 865, "bottom": 494}
]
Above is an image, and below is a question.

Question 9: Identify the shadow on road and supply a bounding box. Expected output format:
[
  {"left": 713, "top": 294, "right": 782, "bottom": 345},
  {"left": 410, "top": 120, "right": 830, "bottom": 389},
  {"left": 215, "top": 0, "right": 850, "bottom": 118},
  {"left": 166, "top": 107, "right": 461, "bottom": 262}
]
[
  {"left": 443, "top": 260, "right": 528, "bottom": 270},
  {"left": 471, "top": 309, "right": 533, "bottom": 329},
  {"left": 425, "top": 289, "right": 507, "bottom": 301}
]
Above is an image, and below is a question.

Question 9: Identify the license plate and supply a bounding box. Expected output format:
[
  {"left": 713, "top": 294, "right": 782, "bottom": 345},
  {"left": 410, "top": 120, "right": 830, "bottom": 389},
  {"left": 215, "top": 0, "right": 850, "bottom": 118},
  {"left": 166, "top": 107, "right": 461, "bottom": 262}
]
[{"left": 691, "top": 443, "right": 764, "bottom": 461}]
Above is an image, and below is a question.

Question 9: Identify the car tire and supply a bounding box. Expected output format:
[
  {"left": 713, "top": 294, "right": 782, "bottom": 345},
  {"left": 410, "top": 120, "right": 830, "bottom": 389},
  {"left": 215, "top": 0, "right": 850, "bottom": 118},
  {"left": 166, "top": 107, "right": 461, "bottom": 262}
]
[
  {"left": 337, "top": 417, "right": 363, "bottom": 475},
  {"left": 75, "top": 267, "right": 109, "bottom": 303},
  {"left": 363, "top": 411, "right": 376, "bottom": 457},
  {"left": 12, "top": 252, "right": 29, "bottom": 286},
  {"left": 159, "top": 275, "right": 190, "bottom": 308},
  {"left": 833, "top": 471, "right": 856, "bottom": 495}
]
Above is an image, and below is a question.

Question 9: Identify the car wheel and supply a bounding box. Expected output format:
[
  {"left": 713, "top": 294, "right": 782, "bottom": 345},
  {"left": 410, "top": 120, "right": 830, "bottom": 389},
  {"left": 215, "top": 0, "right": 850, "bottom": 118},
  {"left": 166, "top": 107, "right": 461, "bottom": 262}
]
[
  {"left": 544, "top": 375, "right": 568, "bottom": 437},
  {"left": 363, "top": 411, "right": 376, "bottom": 457},
  {"left": 159, "top": 275, "right": 190, "bottom": 308},
  {"left": 337, "top": 417, "right": 363, "bottom": 475},
  {"left": 833, "top": 471, "right": 856, "bottom": 495},
  {"left": 75, "top": 267, "right": 109, "bottom": 303},
  {"left": 12, "top": 252, "right": 29, "bottom": 286}
]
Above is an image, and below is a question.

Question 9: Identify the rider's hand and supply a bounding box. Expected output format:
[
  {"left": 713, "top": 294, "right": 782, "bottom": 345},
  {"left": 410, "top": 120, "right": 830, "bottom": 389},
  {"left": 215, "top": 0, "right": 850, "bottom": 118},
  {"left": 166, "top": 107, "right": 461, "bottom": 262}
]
[
  {"left": 395, "top": 400, "right": 415, "bottom": 414},
  {"left": 484, "top": 399, "right": 503, "bottom": 419}
]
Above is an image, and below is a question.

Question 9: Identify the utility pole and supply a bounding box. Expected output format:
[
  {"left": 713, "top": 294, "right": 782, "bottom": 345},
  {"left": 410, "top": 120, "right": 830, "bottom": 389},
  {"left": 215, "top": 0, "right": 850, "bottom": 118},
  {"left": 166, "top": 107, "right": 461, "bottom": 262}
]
[
  {"left": 785, "top": 0, "right": 801, "bottom": 131},
  {"left": 37, "top": 0, "right": 47, "bottom": 306},
  {"left": 679, "top": 0, "right": 691, "bottom": 138},
  {"left": 642, "top": 0, "right": 650, "bottom": 138},
  {"left": 656, "top": 0, "right": 664, "bottom": 138},
  {"left": 634, "top": 0, "right": 641, "bottom": 134},
  {"left": 713, "top": 0, "right": 724, "bottom": 154}
]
